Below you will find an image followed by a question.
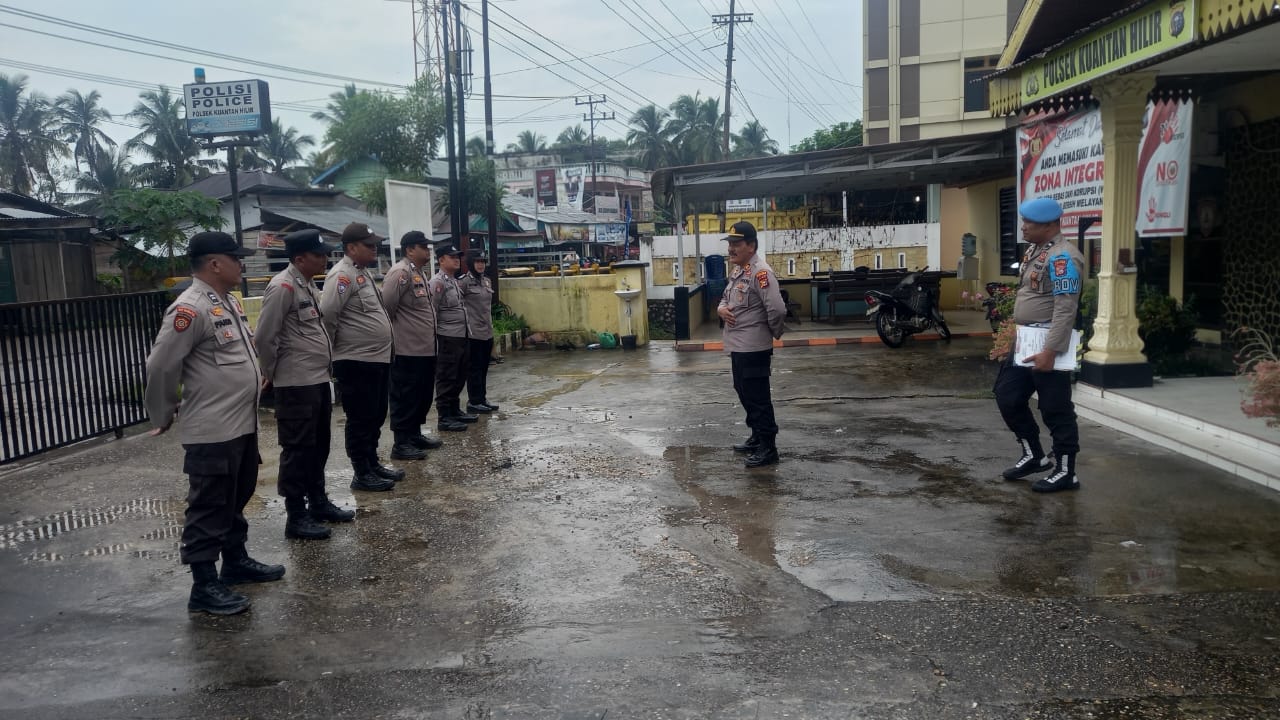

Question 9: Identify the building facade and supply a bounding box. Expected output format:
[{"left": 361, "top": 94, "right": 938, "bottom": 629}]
[{"left": 863, "top": 0, "right": 1027, "bottom": 144}]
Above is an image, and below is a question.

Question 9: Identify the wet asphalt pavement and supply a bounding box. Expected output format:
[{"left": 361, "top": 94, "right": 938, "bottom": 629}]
[{"left": 2, "top": 338, "right": 1279, "bottom": 719}]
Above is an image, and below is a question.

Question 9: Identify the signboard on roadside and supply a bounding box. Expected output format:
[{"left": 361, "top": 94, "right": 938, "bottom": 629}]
[
  {"left": 536, "top": 168, "right": 557, "bottom": 206},
  {"left": 183, "top": 79, "right": 272, "bottom": 136}
]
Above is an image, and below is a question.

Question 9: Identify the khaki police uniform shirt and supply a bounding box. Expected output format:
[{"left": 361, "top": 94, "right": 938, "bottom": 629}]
[
  {"left": 382, "top": 258, "right": 437, "bottom": 357},
  {"left": 1012, "top": 233, "right": 1086, "bottom": 353},
  {"left": 720, "top": 255, "right": 787, "bottom": 353},
  {"left": 429, "top": 269, "right": 469, "bottom": 339},
  {"left": 144, "top": 277, "right": 260, "bottom": 445},
  {"left": 460, "top": 272, "right": 495, "bottom": 341},
  {"left": 320, "top": 256, "right": 393, "bottom": 363},
  {"left": 256, "top": 263, "right": 331, "bottom": 387}
]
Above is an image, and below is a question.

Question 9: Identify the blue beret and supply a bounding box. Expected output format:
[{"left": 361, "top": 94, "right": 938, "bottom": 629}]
[{"left": 1019, "top": 197, "right": 1063, "bottom": 223}]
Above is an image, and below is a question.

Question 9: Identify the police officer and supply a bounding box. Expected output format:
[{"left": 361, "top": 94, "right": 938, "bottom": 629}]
[
  {"left": 430, "top": 243, "right": 475, "bottom": 431},
  {"left": 717, "top": 221, "right": 787, "bottom": 467},
  {"left": 994, "top": 197, "right": 1085, "bottom": 493},
  {"left": 461, "top": 250, "right": 499, "bottom": 414},
  {"left": 383, "top": 231, "right": 446, "bottom": 459},
  {"left": 256, "top": 229, "right": 354, "bottom": 541},
  {"left": 321, "top": 222, "right": 404, "bottom": 492},
  {"left": 145, "top": 231, "right": 282, "bottom": 615}
]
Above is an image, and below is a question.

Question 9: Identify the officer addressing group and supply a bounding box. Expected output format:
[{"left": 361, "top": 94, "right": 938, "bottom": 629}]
[
  {"left": 430, "top": 243, "right": 475, "bottom": 431},
  {"left": 382, "top": 230, "right": 445, "bottom": 460},
  {"left": 320, "top": 222, "right": 404, "bottom": 492},
  {"left": 717, "top": 221, "right": 787, "bottom": 468},
  {"left": 145, "top": 231, "right": 283, "bottom": 616},
  {"left": 994, "top": 196, "right": 1086, "bottom": 493},
  {"left": 461, "top": 250, "right": 499, "bottom": 414},
  {"left": 256, "top": 229, "right": 354, "bottom": 542}
]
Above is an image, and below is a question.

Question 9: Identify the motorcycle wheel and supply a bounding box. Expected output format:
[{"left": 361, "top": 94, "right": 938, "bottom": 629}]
[
  {"left": 875, "top": 311, "right": 906, "bottom": 348},
  {"left": 937, "top": 321, "right": 952, "bottom": 341}
]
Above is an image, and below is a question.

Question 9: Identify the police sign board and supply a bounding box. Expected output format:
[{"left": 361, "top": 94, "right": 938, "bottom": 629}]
[{"left": 183, "top": 80, "right": 271, "bottom": 137}]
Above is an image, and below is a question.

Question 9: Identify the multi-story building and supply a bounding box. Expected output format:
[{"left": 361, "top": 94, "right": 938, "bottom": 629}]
[{"left": 863, "top": 0, "right": 1027, "bottom": 144}]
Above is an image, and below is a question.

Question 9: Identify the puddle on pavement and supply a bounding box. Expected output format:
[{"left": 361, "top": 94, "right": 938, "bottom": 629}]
[{"left": 1, "top": 497, "right": 182, "bottom": 549}]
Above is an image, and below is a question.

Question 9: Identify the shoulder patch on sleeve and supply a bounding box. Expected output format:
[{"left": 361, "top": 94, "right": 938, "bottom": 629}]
[
  {"left": 336, "top": 274, "right": 351, "bottom": 294},
  {"left": 173, "top": 305, "right": 197, "bottom": 332},
  {"left": 755, "top": 270, "right": 770, "bottom": 289},
  {"left": 1050, "top": 252, "right": 1081, "bottom": 295},
  {"left": 280, "top": 281, "right": 293, "bottom": 292}
]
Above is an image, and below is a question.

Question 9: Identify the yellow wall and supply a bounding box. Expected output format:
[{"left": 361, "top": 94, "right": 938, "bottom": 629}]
[
  {"left": 939, "top": 187, "right": 971, "bottom": 275},
  {"left": 651, "top": 257, "right": 702, "bottom": 286},
  {"left": 685, "top": 209, "right": 811, "bottom": 234},
  {"left": 963, "top": 177, "right": 1014, "bottom": 285},
  {"left": 501, "top": 272, "right": 649, "bottom": 345},
  {"left": 852, "top": 247, "right": 928, "bottom": 270},
  {"left": 769, "top": 250, "right": 843, "bottom": 278}
]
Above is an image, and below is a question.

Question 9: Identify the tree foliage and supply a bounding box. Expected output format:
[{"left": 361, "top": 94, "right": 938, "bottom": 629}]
[
  {"left": 101, "top": 188, "right": 224, "bottom": 276},
  {"left": 791, "top": 121, "right": 863, "bottom": 153},
  {"left": 0, "top": 74, "right": 65, "bottom": 195},
  {"left": 323, "top": 76, "right": 444, "bottom": 177}
]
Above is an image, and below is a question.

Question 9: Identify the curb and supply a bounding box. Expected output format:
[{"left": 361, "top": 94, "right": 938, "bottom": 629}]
[{"left": 674, "top": 331, "right": 994, "bottom": 352}]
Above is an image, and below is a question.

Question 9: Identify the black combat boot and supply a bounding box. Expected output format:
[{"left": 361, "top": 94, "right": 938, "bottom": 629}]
[
  {"left": 221, "top": 545, "right": 287, "bottom": 582},
  {"left": 452, "top": 409, "right": 479, "bottom": 423},
  {"left": 370, "top": 458, "right": 406, "bottom": 482},
  {"left": 745, "top": 435, "right": 779, "bottom": 467},
  {"left": 350, "top": 457, "right": 395, "bottom": 492},
  {"left": 480, "top": 401, "right": 499, "bottom": 411},
  {"left": 437, "top": 404, "right": 469, "bottom": 432},
  {"left": 1002, "top": 437, "right": 1052, "bottom": 481},
  {"left": 466, "top": 402, "right": 494, "bottom": 414},
  {"left": 410, "top": 433, "right": 444, "bottom": 449},
  {"left": 1032, "top": 453, "right": 1080, "bottom": 493},
  {"left": 308, "top": 490, "right": 355, "bottom": 523},
  {"left": 283, "top": 497, "right": 331, "bottom": 540},
  {"left": 189, "top": 561, "right": 251, "bottom": 615},
  {"left": 390, "top": 433, "right": 427, "bottom": 460},
  {"left": 732, "top": 432, "right": 760, "bottom": 453}
]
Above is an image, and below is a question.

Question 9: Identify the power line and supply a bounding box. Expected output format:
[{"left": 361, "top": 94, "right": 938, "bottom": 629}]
[
  {"left": 491, "top": 29, "right": 707, "bottom": 78},
  {"left": 612, "top": 0, "right": 723, "bottom": 85},
  {"left": 790, "top": 0, "right": 856, "bottom": 86}
]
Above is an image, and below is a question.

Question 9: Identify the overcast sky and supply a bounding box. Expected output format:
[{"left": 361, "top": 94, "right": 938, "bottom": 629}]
[{"left": 2, "top": 0, "right": 862, "bottom": 166}]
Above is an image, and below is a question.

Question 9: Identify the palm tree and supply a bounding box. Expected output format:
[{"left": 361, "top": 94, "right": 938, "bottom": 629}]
[
  {"left": 626, "top": 104, "right": 673, "bottom": 171},
  {"left": 505, "top": 129, "right": 546, "bottom": 154},
  {"left": 311, "top": 83, "right": 361, "bottom": 125},
  {"left": 0, "top": 74, "right": 65, "bottom": 195},
  {"left": 127, "top": 87, "right": 214, "bottom": 189},
  {"left": 255, "top": 119, "right": 315, "bottom": 174},
  {"left": 466, "top": 136, "right": 487, "bottom": 157},
  {"left": 555, "top": 124, "right": 588, "bottom": 149},
  {"left": 55, "top": 89, "right": 116, "bottom": 175},
  {"left": 732, "top": 120, "right": 779, "bottom": 159},
  {"left": 667, "top": 93, "right": 723, "bottom": 165},
  {"left": 73, "top": 145, "right": 133, "bottom": 207}
]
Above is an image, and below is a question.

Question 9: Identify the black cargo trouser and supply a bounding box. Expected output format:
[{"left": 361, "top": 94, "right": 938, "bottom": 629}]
[
  {"left": 180, "top": 432, "right": 259, "bottom": 565},
  {"left": 390, "top": 354, "right": 437, "bottom": 434},
  {"left": 466, "top": 338, "right": 494, "bottom": 406},
  {"left": 333, "top": 359, "right": 390, "bottom": 462},
  {"left": 731, "top": 349, "right": 778, "bottom": 437},
  {"left": 275, "top": 383, "right": 331, "bottom": 499},
  {"left": 993, "top": 358, "right": 1079, "bottom": 455},
  {"left": 434, "top": 335, "right": 470, "bottom": 414}
]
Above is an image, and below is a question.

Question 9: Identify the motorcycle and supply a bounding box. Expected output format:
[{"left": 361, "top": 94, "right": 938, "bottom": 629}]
[
  {"left": 981, "top": 281, "right": 1015, "bottom": 332},
  {"left": 864, "top": 271, "right": 951, "bottom": 348}
]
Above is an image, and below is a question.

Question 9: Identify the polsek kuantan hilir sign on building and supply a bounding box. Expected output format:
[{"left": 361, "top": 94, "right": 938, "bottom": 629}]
[
  {"left": 183, "top": 80, "right": 271, "bottom": 137},
  {"left": 1017, "top": 99, "right": 1192, "bottom": 239}
]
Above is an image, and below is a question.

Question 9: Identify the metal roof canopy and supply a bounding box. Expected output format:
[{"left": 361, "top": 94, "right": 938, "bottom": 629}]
[{"left": 652, "top": 131, "right": 1015, "bottom": 205}]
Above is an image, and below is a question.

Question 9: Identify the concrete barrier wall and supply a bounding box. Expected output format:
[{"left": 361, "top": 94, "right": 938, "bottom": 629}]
[{"left": 501, "top": 269, "right": 650, "bottom": 345}]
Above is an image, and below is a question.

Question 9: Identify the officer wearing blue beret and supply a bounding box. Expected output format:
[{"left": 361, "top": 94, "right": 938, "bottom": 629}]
[{"left": 994, "top": 197, "right": 1086, "bottom": 493}]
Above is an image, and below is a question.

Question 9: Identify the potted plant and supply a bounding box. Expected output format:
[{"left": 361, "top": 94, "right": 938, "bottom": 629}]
[{"left": 1234, "top": 327, "right": 1280, "bottom": 427}]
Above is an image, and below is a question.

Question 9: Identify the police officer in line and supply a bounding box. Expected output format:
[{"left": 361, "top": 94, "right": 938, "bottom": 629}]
[
  {"left": 994, "top": 197, "right": 1085, "bottom": 493},
  {"left": 382, "top": 231, "right": 446, "bottom": 459},
  {"left": 145, "top": 231, "right": 282, "bottom": 616},
  {"left": 717, "top": 221, "right": 787, "bottom": 468},
  {"left": 461, "top": 250, "right": 500, "bottom": 414},
  {"left": 256, "top": 229, "right": 354, "bottom": 542},
  {"left": 430, "top": 243, "right": 476, "bottom": 430},
  {"left": 320, "top": 222, "right": 404, "bottom": 492}
]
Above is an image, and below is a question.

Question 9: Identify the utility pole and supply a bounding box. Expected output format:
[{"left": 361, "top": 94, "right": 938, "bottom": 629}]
[
  {"left": 576, "top": 95, "right": 613, "bottom": 214},
  {"left": 441, "top": 1, "right": 461, "bottom": 249},
  {"left": 482, "top": 0, "right": 500, "bottom": 304},
  {"left": 453, "top": 0, "right": 471, "bottom": 251},
  {"left": 712, "top": 1, "right": 751, "bottom": 232}
]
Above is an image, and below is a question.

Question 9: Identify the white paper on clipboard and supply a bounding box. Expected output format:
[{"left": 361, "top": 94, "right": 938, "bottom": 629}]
[{"left": 1015, "top": 325, "right": 1080, "bottom": 371}]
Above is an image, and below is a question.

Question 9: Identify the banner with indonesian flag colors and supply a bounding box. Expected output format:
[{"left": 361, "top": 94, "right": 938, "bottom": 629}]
[
  {"left": 1135, "top": 99, "right": 1193, "bottom": 237},
  {"left": 1018, "top": 100, "right": 1193, "bottom": 240}
]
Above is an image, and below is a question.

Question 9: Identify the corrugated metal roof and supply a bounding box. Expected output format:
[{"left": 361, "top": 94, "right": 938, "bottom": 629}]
[
  {"left": 502, "top": 193, "right": 609, "bottom": 225},
  {"left": 258, "top": 203, "right": 389, "bottom": 239},
  {"left": 0, "top": 208, "right": 62, "bottom": 220}
]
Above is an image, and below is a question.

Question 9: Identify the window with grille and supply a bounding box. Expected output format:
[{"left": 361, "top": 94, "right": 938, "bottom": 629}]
[
  {"left": 999, "top": 186, "right": 1019, "bottom": 276},
  {"left": 898, "top": 252, "right": 906, "bottom": 268},
  {"left": 787, "top": 258, "right": 796, "bottom": 276}
]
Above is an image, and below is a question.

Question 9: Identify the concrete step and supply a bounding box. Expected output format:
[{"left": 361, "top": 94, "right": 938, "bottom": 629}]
[{"left": 1075, "top": 384, "right": 1280, "bottom": 492}]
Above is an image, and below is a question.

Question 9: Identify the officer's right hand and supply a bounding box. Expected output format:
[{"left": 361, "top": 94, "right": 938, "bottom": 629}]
[
  {"left": 718, "top": 305, "right": 736, "bottom": 326},
  {"left": 148, "top": 404, "right": 179, "bottom": 436}
]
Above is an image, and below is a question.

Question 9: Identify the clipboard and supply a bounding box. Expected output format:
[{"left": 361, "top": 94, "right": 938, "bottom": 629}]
[{"left": 1015, "top": 325, "right": 1080, "bottom": 371}]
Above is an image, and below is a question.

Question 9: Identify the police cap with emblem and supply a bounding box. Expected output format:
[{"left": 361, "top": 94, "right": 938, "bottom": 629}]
[
  {"left": 341, "top": 222, "right": 382, "bottom": 245},
  {"left": 188, "top": 230, "right": 255, "bottom": 258},
  {"left": 435, "top": 243, "right": 465, "bottom": 259},
  {"left": 721, "top": 220, "right": 758, "bottom": 244},
  {"left": 281, "top": 228, "right": 336, "bottom": 257},
  {"left": 1019, "top": 197, "right": 1063, "bottom": 223},
  {"left": 400, "top": 230, "right": 431, "bottom": 249}
]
